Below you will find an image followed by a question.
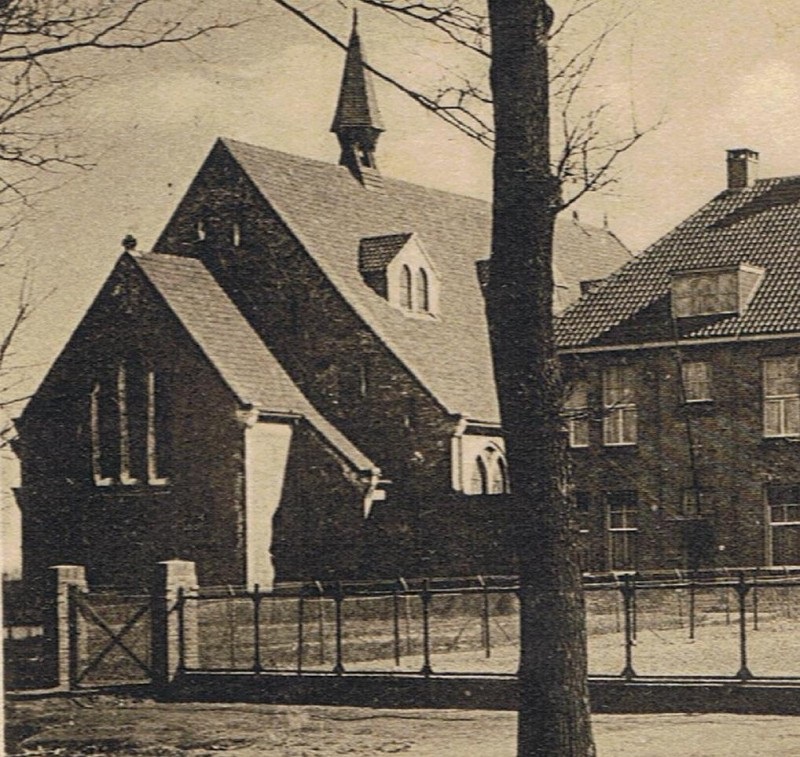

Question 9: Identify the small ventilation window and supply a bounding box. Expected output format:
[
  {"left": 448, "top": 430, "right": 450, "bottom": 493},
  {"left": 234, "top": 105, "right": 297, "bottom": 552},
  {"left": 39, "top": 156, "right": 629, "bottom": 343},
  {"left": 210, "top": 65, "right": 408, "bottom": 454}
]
[
  {"left": 232, "top": 222, "right": 241, "bottom": 248},
  {"left": 196, "top": 219, "right": 206, "bottom": 242}
]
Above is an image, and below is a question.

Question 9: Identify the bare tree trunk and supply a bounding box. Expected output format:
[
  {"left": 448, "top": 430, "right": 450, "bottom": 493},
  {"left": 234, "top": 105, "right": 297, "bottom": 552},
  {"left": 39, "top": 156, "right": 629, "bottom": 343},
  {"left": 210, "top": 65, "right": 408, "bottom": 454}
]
[{"left": 485, "top": 2, "right": 595, "bottom": 755}]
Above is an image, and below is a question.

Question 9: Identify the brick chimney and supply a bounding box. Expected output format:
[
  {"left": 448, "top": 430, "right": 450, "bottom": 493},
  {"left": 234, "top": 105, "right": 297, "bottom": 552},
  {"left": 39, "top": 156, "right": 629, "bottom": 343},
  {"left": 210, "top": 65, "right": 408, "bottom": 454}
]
[{"left": 727, "top": 148, "right": 759, "bottom": 190}]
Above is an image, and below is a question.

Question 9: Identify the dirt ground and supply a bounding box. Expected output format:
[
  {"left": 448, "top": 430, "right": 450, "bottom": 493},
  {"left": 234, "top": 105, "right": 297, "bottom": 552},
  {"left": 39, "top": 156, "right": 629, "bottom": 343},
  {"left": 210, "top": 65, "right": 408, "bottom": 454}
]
[{"left": 7, "top": 695, "right": 800, "bottom": 756}]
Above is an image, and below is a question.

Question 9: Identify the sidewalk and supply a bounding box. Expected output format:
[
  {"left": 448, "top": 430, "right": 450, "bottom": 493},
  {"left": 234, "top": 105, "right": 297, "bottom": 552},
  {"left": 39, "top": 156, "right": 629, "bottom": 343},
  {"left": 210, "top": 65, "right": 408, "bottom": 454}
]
[{"left": 7, "top": 694, "right": 800, "bottom": 755}]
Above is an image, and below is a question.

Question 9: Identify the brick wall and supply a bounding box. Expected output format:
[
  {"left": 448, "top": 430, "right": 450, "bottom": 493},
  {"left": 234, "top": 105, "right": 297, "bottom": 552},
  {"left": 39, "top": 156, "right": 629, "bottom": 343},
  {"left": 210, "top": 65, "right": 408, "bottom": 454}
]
[
  {"left": 156, "top": 143, "right": 460, "bottom": 505},
  {"left": 17, "top": 258, "right": 369, "bottom": 591},
  {"left": 564, "top": 337, "right": 800, "bottom": 572}
]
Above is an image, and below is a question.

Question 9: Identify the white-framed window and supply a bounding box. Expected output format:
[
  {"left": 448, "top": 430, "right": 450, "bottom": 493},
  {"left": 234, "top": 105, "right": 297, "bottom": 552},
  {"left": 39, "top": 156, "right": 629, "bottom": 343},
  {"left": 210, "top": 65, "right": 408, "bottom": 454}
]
[
  {"left": 682, "top": 361, "right": 712, "bottom": 402},
  {"left": 90, "top": 358, "right": 170, "bottom": 486},
  {"left": 606, "top": 491, "right": 638, "bottom": 570},
  {"left": 468, "top": 446, "right": 509, "bottom": 495},
  {"left": 767, "top": 484, "right": 800, "bottom": 566},
  {"left": 763, "top": 356, "right": 800, "bottom": 438},
  {"left": 565, "top": 381, "right": 590, "bottom": 448},
  {"left": 672, "top": 270, "right": 738, "bottom": 317},
  {"left": 602, "top": 365, "right": 637, "bottom": 446}
]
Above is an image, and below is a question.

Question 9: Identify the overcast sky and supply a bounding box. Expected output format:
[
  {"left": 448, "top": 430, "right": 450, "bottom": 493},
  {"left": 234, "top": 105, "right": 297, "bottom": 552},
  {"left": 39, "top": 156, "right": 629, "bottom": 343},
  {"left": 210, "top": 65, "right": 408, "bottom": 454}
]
[{"left": 4, "top": 0, "right": 800, "bottom": 406}]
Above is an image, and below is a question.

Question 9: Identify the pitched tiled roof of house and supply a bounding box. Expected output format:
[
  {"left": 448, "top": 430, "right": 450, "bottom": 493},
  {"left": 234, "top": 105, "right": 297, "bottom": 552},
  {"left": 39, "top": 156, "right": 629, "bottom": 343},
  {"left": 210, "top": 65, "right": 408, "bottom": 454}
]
[
  {"left": 133, "top": 252, "right": 378, "bottom": 474},
  {"left": 557, "top": 176, "right": 800, "bottom": 348},
  {"left": 221, "top": 138, "right": 630, "bottom": 423}
]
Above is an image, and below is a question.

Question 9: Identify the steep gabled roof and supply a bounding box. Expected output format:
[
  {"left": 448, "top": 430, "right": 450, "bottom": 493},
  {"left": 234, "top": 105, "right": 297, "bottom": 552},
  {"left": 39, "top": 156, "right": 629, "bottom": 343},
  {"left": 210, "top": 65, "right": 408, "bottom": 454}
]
[
  {"left": 557, "top": 176, "right": 800, "bottom": 348},
  {"left": 220, "top": 138, "right": 630, "bottom": 423},
  {"left": 133, "top": 252, "right": 378, "bottom": 474}
]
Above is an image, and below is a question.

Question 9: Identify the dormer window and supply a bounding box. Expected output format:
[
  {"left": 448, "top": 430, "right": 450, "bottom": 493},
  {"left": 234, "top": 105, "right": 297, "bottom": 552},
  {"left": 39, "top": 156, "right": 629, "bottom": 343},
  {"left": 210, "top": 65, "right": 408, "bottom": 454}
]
[
  {"left": 416, "top": 268, "right": 430, "bottom": 313},
  {"left": 671, "top": 264, "right": 764, "bottom": 318},
  {"left": 400, "top": 264, "right": 413, "bottom": 310},
  {"left": 359, "top": 232, "right": 440, "bottom": 317}
]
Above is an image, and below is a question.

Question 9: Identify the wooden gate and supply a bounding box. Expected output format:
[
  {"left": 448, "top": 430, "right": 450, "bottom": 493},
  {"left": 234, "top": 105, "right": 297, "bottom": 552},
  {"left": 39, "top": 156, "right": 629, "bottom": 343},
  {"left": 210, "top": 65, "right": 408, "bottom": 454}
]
[{"left": 71, "top": 587, "right": 153, "bottom": 687}]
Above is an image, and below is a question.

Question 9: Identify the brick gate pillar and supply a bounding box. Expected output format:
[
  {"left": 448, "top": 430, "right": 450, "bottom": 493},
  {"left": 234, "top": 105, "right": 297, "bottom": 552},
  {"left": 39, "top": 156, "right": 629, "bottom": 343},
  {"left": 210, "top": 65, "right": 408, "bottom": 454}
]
[
  {"left": 42, "top": 564, "right": 87, "bottom": 689},
  {"left": 151, "top": 559, "right": 198, "bottom": 688}
]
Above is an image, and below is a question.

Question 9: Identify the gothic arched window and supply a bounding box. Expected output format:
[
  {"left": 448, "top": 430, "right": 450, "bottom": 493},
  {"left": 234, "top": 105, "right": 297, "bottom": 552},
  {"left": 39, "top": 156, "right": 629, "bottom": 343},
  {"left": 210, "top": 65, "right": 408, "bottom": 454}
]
[
  {"left": 490, "top": 455, "right": 508, "bottom": 494},
  {"left": 471, "top": 456, "right": 489, "bottom": 494},
  {"left": 400, "top": 265, "right": 413, "bottom": 310},
  {"left": 416, "top": 268, "right": 430, "bottom": 312}
]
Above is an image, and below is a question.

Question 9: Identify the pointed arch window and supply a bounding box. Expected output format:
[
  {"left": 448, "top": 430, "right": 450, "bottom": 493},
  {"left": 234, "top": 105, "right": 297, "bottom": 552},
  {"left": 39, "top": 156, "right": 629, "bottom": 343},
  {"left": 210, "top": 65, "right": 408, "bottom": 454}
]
[
  {"left": 471, "top": 456, "right": 489, "bottom": 494},
  {"left": 415, "top": 268, "right": 430, "bottom": 313},
  {"left": 490, "top": 456, "right": 508, "bottom": 494},
  {"left": 467, "top": 446, "right": 509, "bottom": 495},
  {"left": 400, "top": 264, "right": 413, "bottom": 310}
]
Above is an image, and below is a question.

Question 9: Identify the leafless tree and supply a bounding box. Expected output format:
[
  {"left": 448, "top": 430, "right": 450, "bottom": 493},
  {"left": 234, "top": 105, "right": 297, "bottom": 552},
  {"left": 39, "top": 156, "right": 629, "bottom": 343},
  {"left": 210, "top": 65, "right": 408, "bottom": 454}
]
[
  {"left": 0, "top": 0, "right": 249, "bottom": 410},
  {"left": 268, "top": 1, "right": 657, "bottom": 754}
]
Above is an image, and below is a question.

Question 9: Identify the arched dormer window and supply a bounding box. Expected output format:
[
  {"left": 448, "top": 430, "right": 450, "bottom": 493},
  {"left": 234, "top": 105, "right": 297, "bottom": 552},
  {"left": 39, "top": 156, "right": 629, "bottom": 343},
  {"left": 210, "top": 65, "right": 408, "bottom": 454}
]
[
  {"left": 400, "top": 264, "right": 413, "bottom": 310},
  {"left": 416, "top": 268, "right": 429, "bottom": 313}
]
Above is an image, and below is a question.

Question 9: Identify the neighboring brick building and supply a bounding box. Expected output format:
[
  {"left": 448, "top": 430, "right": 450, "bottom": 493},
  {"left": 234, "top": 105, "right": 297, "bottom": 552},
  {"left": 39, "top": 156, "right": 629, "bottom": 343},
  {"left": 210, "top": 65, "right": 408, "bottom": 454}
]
[
  {"left": 16, "top": 18, "right": 630, "bottom": 590},
  {"left": 558, "top": 148, "right": 800, "bottom": 572}
]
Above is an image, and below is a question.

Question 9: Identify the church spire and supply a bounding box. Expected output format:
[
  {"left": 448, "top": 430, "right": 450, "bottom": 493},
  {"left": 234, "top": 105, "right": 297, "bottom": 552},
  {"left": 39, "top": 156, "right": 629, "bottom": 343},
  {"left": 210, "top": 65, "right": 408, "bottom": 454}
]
[{"left": 331, "top": 11, "right": 385, "bottom": 184}]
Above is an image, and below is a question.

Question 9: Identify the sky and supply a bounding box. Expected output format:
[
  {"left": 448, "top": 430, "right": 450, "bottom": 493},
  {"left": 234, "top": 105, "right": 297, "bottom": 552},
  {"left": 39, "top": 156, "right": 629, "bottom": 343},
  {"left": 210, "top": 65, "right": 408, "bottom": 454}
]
[{"left": 4, "top": 0, "right": 800, "bottom": 407}]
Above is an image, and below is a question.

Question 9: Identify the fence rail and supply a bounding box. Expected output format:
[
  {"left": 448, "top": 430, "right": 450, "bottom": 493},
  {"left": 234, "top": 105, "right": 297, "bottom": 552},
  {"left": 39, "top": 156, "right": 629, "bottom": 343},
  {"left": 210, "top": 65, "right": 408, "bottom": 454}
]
[{"left": 177, "top": 569, "right": 800, "bottom": 681}]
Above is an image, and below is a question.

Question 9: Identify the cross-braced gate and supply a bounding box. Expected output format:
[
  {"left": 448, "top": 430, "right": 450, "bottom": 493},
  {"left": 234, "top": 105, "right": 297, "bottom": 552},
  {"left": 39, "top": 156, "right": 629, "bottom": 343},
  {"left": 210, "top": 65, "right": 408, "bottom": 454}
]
[{"left": 70, "top": 587, "right": 154, "bottom": 687}]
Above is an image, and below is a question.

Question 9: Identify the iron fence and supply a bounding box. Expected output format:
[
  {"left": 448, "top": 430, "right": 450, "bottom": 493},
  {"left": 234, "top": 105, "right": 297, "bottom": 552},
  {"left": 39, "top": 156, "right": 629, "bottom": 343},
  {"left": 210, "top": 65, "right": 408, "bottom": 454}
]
[{"left": 179, "top": 569, "right": 800, "bottom": 680}]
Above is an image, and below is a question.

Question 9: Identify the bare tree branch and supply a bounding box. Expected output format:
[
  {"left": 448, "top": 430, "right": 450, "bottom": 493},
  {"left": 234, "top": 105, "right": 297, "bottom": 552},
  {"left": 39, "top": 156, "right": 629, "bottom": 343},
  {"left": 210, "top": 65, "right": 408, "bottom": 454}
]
[{"left": 272, "top": 0, "right": 654, "bottom": 209}]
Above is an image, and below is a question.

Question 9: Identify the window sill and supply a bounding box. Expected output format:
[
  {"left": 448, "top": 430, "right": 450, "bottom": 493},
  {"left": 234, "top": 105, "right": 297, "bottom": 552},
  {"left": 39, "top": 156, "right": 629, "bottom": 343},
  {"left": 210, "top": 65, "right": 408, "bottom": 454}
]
[
  {"left": 602, "top": 443, "right": 639, "bottom": 450},
  {"left": 684, "top": 399, "right": 714, "bottom": 406}
]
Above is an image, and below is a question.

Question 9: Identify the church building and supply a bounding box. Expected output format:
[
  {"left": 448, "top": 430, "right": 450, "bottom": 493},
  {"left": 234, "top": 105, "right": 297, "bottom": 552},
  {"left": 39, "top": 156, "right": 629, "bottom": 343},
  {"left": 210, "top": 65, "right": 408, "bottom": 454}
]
[{"left": 15, "top": 18, "right": 630, "bottom": 590}]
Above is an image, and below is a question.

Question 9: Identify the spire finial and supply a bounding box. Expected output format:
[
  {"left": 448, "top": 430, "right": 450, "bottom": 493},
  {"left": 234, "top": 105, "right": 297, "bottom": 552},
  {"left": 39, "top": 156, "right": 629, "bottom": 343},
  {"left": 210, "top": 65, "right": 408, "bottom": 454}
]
[{"left": 331, "top": 10, "right": 384, "bottom": 185}]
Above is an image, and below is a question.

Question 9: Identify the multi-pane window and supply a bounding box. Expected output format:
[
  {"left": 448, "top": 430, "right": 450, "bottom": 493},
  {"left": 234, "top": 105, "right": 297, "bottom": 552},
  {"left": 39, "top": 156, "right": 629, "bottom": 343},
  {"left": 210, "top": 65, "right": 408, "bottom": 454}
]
[
  {"left": 763, "top": 357, "right": 800, "bottom": 438},
  {"left": 606, "top": 491, "right": 638, "bottom": 570},
  {"left": 565, "top": 381, "right": 590, "bottom": 448},
  {"left": 682, "top": 361, "right": 712, "bottom": 402},
  {"left": 672, "top": 270, "right": 738, "bottom": 317},
  {"left": 602, "top": 365, "right": 637, "bottom": 446},
  {"left": 90, "top": 357, "right": 170, "bottom": 486},
  {"left": 767, "top": 485, "right": 800, "bottom": 566}
]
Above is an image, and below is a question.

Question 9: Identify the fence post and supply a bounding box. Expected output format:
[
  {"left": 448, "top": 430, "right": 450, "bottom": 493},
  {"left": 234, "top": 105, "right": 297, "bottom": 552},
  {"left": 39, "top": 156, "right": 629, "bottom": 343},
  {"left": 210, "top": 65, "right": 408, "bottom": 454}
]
[
  {"left": 736, "top": 572, "right": 753, "bottom": 681},
  {"left": 421, "top": 579, "right": 433, "bottom": 677},
  {"left": 620, "top": 574, "right": 637, "bottom": 680},
  {"left": 42, "top": 565, "right": 87, "bottom": 690},
  {"left": 151, "top": 560, "right": 198, "bottom": 689},
  {"left": 333, "top": 582, "right": 345, "bottom": 675}
]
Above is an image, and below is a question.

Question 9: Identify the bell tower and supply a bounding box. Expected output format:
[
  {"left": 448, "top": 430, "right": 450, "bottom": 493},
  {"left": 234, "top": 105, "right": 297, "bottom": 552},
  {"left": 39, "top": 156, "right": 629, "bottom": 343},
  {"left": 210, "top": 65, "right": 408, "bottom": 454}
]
[{"left": 330, "top": 12, "right": 385, "bottom": 186}]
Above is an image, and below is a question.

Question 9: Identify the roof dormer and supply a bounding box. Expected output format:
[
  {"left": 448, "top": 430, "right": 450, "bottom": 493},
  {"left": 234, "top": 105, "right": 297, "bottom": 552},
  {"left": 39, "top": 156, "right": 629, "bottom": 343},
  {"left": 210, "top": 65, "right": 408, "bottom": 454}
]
[
  {"left": 670, "top": 263, "right": 764, "bottom": 319},
  {"left": 359, "top": 232, "right": 440, "bottom": 318}
]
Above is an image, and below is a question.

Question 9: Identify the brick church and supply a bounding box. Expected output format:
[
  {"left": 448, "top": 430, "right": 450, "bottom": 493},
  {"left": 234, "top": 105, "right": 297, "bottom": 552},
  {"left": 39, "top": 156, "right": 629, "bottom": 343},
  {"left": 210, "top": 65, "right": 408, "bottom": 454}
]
[{"left": 15, "top": 18, "right": 629, "bottom": 590}]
